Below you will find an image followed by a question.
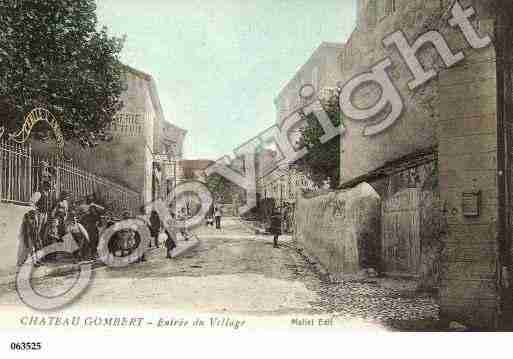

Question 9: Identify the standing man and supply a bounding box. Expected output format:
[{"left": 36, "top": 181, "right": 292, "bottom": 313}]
[
  {"left": 214, "top": 206, "right": 222, "bottom": 230},
  {"left": 52, "top": 190, "right": 70, "bottom": 239},
  {"left": 81, "top": 204, "right": 101, "bottom": 260},
  {"left": 31, "top": 179, "right": 56, "bottom": 249},
  {"left": 270, "top": 209, "right": 282, "bottom": 249},
  {"left": 17, "top": 209, "right": 40, "bottom": 266},
  {"left": 136, "top": 206, "right": 151, "bottom": 247},
  {"left": 149, "top": 209, "right": 161, "bottom": 248}
]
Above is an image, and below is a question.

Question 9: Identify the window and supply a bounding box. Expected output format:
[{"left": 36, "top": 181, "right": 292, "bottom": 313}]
[
  {"left": 377, "top": 0, "right": 396, "bottom": 20},
  {"left": 386, "top": 0, "right": 396, "bottom": 15},
  {"left": 376, "top": 0, "right": 386, "bottom": 20},
  {"left": 284, "top": 98, "right": 290, "bottom": 112},
  {"left": 367, "top": 0, "right": 377, "bottom": 27},
  {"left": 312, "top": 67, "right": 319, "bottom": 91}
]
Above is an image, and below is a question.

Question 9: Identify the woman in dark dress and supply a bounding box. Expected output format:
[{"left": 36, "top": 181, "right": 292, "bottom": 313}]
[{"left": 269, "top": 210, "right": 282, "bottom": 248}]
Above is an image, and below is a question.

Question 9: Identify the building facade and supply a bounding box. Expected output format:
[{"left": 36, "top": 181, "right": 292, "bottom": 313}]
[
  {"left": 337, "top": 0, "right": 508, "bottom": 328},
  {"left": 257, "top": 42, "right": 343, "bottom": 209},
  {"left": 59, "top": 66, "right": 185, "bottom": 207},
  {"left": 274, "top": 42, "right": 345, "bottom": 125},
  {"left": 176, "top": 159, "right": 214, "bottom": 184},
  {"left": 258, "top": 162, "right": 317, "bottom": 208},
  {"left": 158, "top": 121, "right": 187, "bottom": 198}
]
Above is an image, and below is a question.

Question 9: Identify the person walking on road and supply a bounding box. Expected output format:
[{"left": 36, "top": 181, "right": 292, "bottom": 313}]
[
  {"left": 270, "top": 210, "right": 282, "bottom": 248},
  {"left": 149, "top": 209, "right": 161, "bottom": 248},
  {"left": 214, "top": 206, "right": 222, "bottom": 230}
]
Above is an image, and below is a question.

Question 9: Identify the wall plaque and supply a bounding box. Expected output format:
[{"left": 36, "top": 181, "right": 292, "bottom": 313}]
[{"left": 462, "top": 191, "right": 480, "bottom": 217}]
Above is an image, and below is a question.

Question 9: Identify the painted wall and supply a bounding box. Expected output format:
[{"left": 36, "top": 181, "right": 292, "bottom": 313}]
[
  {"left": 33, "top": 69, "right": 162, "bottom": 205},
  {"left": 339, "top": 0, "right": 444, "bottom": 184}
]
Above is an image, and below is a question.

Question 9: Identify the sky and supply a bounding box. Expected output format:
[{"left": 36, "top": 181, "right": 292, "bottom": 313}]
[{"left": 96, "top": 0, "right": 356, "bottom": 160}]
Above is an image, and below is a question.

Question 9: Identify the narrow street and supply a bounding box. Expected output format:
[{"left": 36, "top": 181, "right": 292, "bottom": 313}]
[{"left": 0, "top": 218, "right": 438, "bottom": 330}]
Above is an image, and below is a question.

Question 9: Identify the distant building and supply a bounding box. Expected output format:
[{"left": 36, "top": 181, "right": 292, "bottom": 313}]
[
  {"left": 256, "top": 149, "right": 316, "bottom": 208},
  {"left": 159, "top": 121, "right": 187, "bottom": 198},
  {"left": 257, "top": 42, "right": 342, "bottom": 208},
  {"left": 176, "top": 159, "right": 214, "bottom": 184},
  {"left": 162, "top": 122, "right": 186, "bottom": 159},
  {"left": 258, "top": 165, "right": 317, "bottom": 207},
  {"left": 274, "top": 42, "right": 344, "bottom": 125}
]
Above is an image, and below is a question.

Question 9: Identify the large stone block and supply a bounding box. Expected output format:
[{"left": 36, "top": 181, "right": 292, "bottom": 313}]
[
  {"left": 295, "top": 183, "right": 381, "bottom": 278},
  {"left": 0, "top": 203, "right": 32, "bottom": 278}
]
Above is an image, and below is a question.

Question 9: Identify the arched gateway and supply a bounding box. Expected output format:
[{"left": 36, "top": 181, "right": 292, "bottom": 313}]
[{"left": 4, "top": 108, "right": 65, "bottom": 157}]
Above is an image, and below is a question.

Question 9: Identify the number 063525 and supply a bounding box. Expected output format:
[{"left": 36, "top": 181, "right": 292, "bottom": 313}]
[{"left": 10, "top": 342, "right": 42, "bottom": 350}]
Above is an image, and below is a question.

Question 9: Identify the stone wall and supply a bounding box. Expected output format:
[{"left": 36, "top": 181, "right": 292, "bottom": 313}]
[
  {"left": 339, "top": 0, "right": 444, "bottom": 184},
  {"left": 341, "top": 0, "right": 500, "bottom": 328},
  {"left": 0, "top": 203, "right": 31, "bottom": 279},
  {"left": 294, "top": 183, "right": 381, "bottom": 278},
  {"left": 297, "top": 150, "right": 440, "bottom": 285},
  {"left": 437, "top": 29, "right": 499, "bottom": 329},
  {"left": 340, "top": 0, "right": 495, "bottom": 184}
]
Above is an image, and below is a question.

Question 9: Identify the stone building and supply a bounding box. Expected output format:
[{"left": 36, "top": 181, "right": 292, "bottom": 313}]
[
  {"left": 61, "top": 65, "right": 184, "bottom": 206},
  {"left": 257, "top": 42, "right": 343, "bottom": 210},
  {"left": 258, "top": 161, "right": 317, "bottom": 207},
  {"left": 176, "top": 159, "right": 214, "bottom": 184},
  {"left": 333, "top": 0, "right": 509, "bottom": 329},
  {"left": 176, "top": 159, "right": 246, "bottom": 216},
  {"left": 162, "top": 122, "right": 186, "bottom": 160},
  {"left": 159, "top": 121, "right": 187, "bottom": 198},
  {"left": 274, "top": 42, "right": 345, "bottom": 125}
]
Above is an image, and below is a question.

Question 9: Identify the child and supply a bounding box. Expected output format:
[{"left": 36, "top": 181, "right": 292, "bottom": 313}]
[
  {"left": 165, "top": 230, "right": 177, "bottom": 259},
  {"left": 65, "top": 212, "right": 90, "bottom": 261}
]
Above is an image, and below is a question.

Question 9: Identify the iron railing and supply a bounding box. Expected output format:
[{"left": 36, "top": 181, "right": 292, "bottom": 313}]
[{"left": 1, "top": 139, "right": 141, "bottom": 213}]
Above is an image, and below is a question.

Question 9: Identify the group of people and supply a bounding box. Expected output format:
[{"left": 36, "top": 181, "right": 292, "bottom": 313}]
[
  {"left": 17, "top": 180, "right": 181, "bottom": 266},
  {"left": 136, "top": 206, "right": 177, "bottom": 259},
  {"left": 205, "top": 206, "right": 222, "bottom": 229},
  {"left": 16, "top": 157, "right": 181, "bottom": 266},
  {"left": 17, "top": 180, "right": 108, "bottom": 266}
]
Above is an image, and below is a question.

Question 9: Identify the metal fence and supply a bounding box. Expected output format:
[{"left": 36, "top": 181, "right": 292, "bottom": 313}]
[
  {"left": 1, "top": 139, "right": 141, "bottom": 213},
  {"left": 0, "top": 140, "right": 32, "bottom": 204}
]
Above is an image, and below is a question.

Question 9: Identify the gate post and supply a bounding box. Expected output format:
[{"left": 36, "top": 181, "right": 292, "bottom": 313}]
[{"left": 55, "top": 157, "right": 61, "bottom": 199}]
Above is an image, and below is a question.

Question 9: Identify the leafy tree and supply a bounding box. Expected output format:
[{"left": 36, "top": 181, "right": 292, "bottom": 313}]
[
  {"left": 0, "top": 0, "right": 126, "bottom": 145},
  {"left": 296, "top": 92, "right": 342, "bottom": 188},
  {"left": 206, "top": 173, "right": 228, "bottom": 202}
]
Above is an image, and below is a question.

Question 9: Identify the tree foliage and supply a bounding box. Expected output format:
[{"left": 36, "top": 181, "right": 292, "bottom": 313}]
[
  {"left": 297, "top": 92, "right": 342, "bottom": 188},
  {"left": 0, "top": 0, "right": 126, "bottom": 144},
  {"left": 206, "top": 173, "right": 227, "bottom": 201}
]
